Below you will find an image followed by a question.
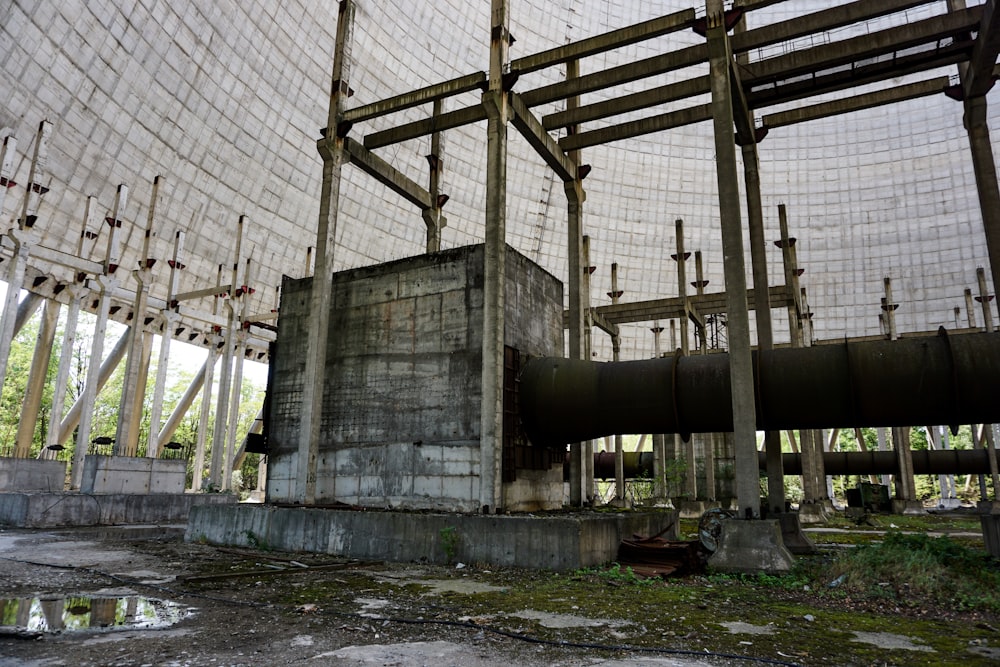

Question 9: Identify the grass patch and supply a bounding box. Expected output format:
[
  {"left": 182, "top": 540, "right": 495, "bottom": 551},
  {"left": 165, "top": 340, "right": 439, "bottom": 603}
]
[{"left": 827, "top": 531, "right": 1000, "bottom": 613}]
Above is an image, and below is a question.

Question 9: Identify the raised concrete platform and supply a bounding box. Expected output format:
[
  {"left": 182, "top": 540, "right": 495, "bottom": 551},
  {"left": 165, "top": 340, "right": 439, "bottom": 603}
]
[
  {"left": 186, "top": 504, "right": 678, "bottom": 570},
  {"left": 0, "top": 492, "right": 236, "bottom": 528},
  {"left": 891, "top": 499, "right": 926, "bottom": 515},
  {"left": 0, "top": 458, "right": 67, "bottom": 492},
  {"left": 80, "top": 456, "right": 186, "bottom": 494}
]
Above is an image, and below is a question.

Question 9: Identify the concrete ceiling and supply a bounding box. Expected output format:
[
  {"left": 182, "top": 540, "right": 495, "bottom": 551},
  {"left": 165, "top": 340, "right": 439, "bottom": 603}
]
[{"left": 0, "top": 0, "right": 998, "bottom": 363}]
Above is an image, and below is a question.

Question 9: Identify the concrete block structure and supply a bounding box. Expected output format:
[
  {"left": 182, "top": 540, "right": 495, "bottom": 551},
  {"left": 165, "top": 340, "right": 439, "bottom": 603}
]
[
  {"left": 79, "top": 456, "right": 186, "bottom": 495},
  {"left": 266, "top": 244, "right": 564, "bottom": 512},
  {"left": 0, "top": 458, "right": 66, "bottom": 493}
]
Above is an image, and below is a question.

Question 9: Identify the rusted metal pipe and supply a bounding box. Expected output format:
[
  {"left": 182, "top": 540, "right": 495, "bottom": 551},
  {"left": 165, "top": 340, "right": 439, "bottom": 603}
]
[
  {"left": 588, "top": 449, "right": 993, "bottom": 480},
  {"left": 522, "top": 330, "right": 1000, "bottom": 446}
]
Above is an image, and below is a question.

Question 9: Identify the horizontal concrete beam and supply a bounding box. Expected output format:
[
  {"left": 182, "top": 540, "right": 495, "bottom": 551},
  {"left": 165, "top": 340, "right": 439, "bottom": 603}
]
[
  {"left": 509, "top": 93, "right": 576, "bottom": 182},
  {"left": 559, "top": 103, "right": 711, "bottom": 152},
  {"left": 741, "top": 6, "right": 981, "bottom": 84},
  {"left": 342, "top": 72, "right": 486, "bottom": 124},
  {"left": 563, "top": 284, "right": 793, "bottom": 328},
  {"left": 344, "top": 137, "right": 433, "bottom": 209},
  {"left": 174, "top": 284, "right": 230, "bottom": 303},
  {"left": 363, "top": 104, "right": 487, "bottom": 150},
  {"left": 543, "top": 75, "right": 710, "bottom": 130},
  {"left": 762, "top": 76, "right": 950, "bottom": 128},
  {"left": 511, "top": 8, "right": 696, "bottom": 75},
  {"left": 590, "top": 309, "right": 619, "bottom": 339},
  {"left": 747, "top": 43, "right": 969, "bottom": 109},
  {"left": 731, "top": 0, "right": 939, "bottom": 55}
]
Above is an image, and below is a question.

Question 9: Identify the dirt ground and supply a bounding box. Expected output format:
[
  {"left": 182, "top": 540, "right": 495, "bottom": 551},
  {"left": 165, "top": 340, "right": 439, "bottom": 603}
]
[{"left": 0, "top": 525, "right": 733, "bottom": 667}]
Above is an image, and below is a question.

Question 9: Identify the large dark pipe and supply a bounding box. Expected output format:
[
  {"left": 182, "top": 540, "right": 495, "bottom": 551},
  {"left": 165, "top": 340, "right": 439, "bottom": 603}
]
[
  {"left": 522, "top": 330, "right": 1000, "bottom": 446},
  {"left": 589, "top": 449, "right": 994, "bottom": 480}
]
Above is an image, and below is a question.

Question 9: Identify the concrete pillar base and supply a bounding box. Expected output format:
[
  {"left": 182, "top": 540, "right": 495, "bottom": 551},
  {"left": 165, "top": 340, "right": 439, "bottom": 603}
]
[
  {"left": 775, "top": 511, "right": 818, "bottom": 555},
  {"left": 977, "top": 500, "right": 1000, "bottom": 515},
  {"left": 676, "top": 499, "right": 720, "bottom": 519},
  {"left": 707, "top": 519, "right": 794, "bottom": 574},
  {"left": 891, "top": 499, "right": 925, "bottom": 515},
  {"left": 936, "top": 498, "right": 962, "bottom": 510},
  {"left": 982, "top": 514, "right": 1000, "bottom": 559},
  {"left": 604, "top": 497, "right": 633, "bottom": 509},
  {"left": 797, "top": 501, "right": 828, "bottom": 525}
]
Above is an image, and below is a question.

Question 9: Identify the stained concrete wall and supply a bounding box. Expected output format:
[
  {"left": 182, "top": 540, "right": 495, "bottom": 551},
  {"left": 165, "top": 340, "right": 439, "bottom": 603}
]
[
  {"left": 79, "top": 456, "right": 186, "bottom": 494},
  {"left": 267, "top": 244, "right": 563, "bottom": 511},
  {"left": 187, "top": 503, "right": 678, "bottom": 570},
  {"left": 0, "top": 458, "right": 66, "bottom": 492},
  {"left": 0, "top": 492, "right": 235, "bottom": 528}
]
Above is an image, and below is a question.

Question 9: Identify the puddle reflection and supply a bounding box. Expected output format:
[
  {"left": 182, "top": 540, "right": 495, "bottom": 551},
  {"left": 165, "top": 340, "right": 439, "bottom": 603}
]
[{"left": 0, "top": 595, "right": 189, "bottom": 632}]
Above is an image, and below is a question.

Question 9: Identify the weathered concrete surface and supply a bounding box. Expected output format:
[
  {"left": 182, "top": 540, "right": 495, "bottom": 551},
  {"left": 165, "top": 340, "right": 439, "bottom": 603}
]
[
  {"left": 0, "top": 492, "right": 235, "bottom": 528},
  {"left": 0, "top": 458, "right": 66, "bottom": 492},
  {"left": 186, "top": 504, "right": 677, "bottom": 570},
  {"left": 267, "top": 244, "right": 564, "bottom": 512},
  {"left": 982, "top": 514, "right": 1000, "bottom": 559},
  {"left": 707, "top": 519, "right": 794, "bottom": 574},
  {"left": 79, "top": 456, "right": 186, "bottom": 494}
]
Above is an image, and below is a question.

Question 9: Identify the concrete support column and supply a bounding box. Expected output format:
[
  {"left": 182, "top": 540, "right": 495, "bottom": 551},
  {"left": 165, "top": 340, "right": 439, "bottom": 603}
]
[
  {"left": 649, "top": 321, "right": 667, "bottom": 499},
  {"left": 222, "top": 329, "right": 247, "bottom": 492},
  {"left": 582, "top": 235, "right": 595, "bottom": 500},
  {"left": 479, "top": 0, "right": 509, "bottom": 513},
  {"left": 609, "top": 262, "right": 625, "bottom": 504},
  {"left": 297, "top": 1, "right": 354, "bottom": 504},
  {"left": 0, "top": 121, "right": 51, "bottom": 402},
  {"left": 892, "top": 426, "right": 919, "bottom": 509},
  {"left": 44, "top": 284, "right": 83, "bottom": 458},
  {"left": 706, "top": 0, "right": 760, "bottom": 518},
  {"left": 192, "top": 346, "right": 219, "bottom": 491},
  {"left": 210, "top": 304, "right": 238, "bottom": 489},
  {"left": 975, "top": 267, "right": 1000, "bottom": 496},
  {"left": 963, "top": 95, "right": 1000, "bottom": 304},
  {"left": 673, "top": 219, "right": 697, "bottom": 500},
  {"left": 422, "top": 99, "right": 446, "bottom": 253},
  {"left": 115, "top": 177, "right": 161, "bottom": 456},
  {"left": 741, "top": 139, "right": 784, "bottom": 516},
  {"left": 13, "top": 298, "right": 59, "bottom": 457},
  {"left": 71, "top": 184, "right": 128, "bottom": 489}
]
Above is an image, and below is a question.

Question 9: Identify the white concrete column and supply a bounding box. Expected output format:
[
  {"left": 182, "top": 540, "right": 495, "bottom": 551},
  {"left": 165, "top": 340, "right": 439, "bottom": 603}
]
[
  {"left": 147, "top": 231, "right": 185, "bottom": 458},
  {"left": 13, "top": 298, "right": 59, "bottom": 457},
  {"left": 71, "top": 184, "right": 128, "bottom": 489},
  {"left": 297, "top": 1, "right": 354, "bottom": 504},
  {"left": 0, "top": 121, "right": 51, "bottom": 401}
]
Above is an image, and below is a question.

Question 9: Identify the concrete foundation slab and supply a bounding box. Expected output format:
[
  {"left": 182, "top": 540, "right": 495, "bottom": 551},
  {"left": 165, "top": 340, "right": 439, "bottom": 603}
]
[
  {"left": 0, "top": 458, "right": 67, "bottom": 492},
  {"left": 707, "top": 519, "right": 794, "bottom": 574},
  {"left": 186, "top": 504, "right": 678, "bottom": 570},
  {"left": 0, "top": 492, "right": 236, "bottom": 528}
]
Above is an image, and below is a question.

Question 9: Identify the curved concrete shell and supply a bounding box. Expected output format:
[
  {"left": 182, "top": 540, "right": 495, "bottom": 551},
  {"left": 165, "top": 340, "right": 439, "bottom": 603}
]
[{"left": 1, "top": 0, "right": 999, "bottom": 360}]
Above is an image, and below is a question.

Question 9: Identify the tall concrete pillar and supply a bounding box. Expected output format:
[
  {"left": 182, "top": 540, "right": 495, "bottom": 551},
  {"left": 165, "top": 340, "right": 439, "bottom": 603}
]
[
  {"left": 45, "top": 284, "right": 83, "bottom": 458},
  {"left": 963, "top": 94, "right": 1000, "bottom": 306},
  {"left": 422, "top": 99, "right": 446, "bottom": 253},
  {"left": 582, "top": 235, "right": 595, "bottom": 500},
  {"left": 673, "top": 220, "right": 697, "bottom": 501},
  {"left": 13, "top": 298, "right": 59, "bottom": 457},
  {"left": 650, "top": 321, "right": 666, "bottom": 499},
  {"left": 192, "top": 346, "right": 219, "bottom": 492},
  {"left": 975, "top": 268, "right": 1000, "bottom": 496},
  {"left": 297, "top": 1, "right": 354, "bottom": 504},
  {"left": 706, "top": 0, "right": 760, "bottom": 518},
  {"left": 0, "top": 121, "right": 51, "bottom": 404},
  {"left": 609, "top": 262, "right": 625, "bottom": 504},
  {"left": 740, "top": 131, "right": 784, "bottom": 516},
  {"left": 115, "top": 177, "right": 161, "bottom": 456},
  {"left": 71, "top": 184, "right": 128, "bottom": 490}
]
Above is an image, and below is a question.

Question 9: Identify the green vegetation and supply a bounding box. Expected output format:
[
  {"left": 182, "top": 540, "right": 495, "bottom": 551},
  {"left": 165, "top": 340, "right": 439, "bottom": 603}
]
[{"left": 439, "top": 526, "right": 459, "bottom": 564}]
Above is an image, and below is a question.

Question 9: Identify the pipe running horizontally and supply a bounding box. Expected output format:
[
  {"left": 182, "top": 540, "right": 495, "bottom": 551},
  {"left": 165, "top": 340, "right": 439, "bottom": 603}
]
[{"left": 519, "top": 330, "right": 1000, "bottom": 446}]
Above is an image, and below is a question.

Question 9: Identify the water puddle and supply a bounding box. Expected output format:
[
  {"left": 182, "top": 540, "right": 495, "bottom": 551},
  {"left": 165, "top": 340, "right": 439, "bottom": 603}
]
[{"left": 0, "top": 595, "right": 190, "bottom": 633}]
